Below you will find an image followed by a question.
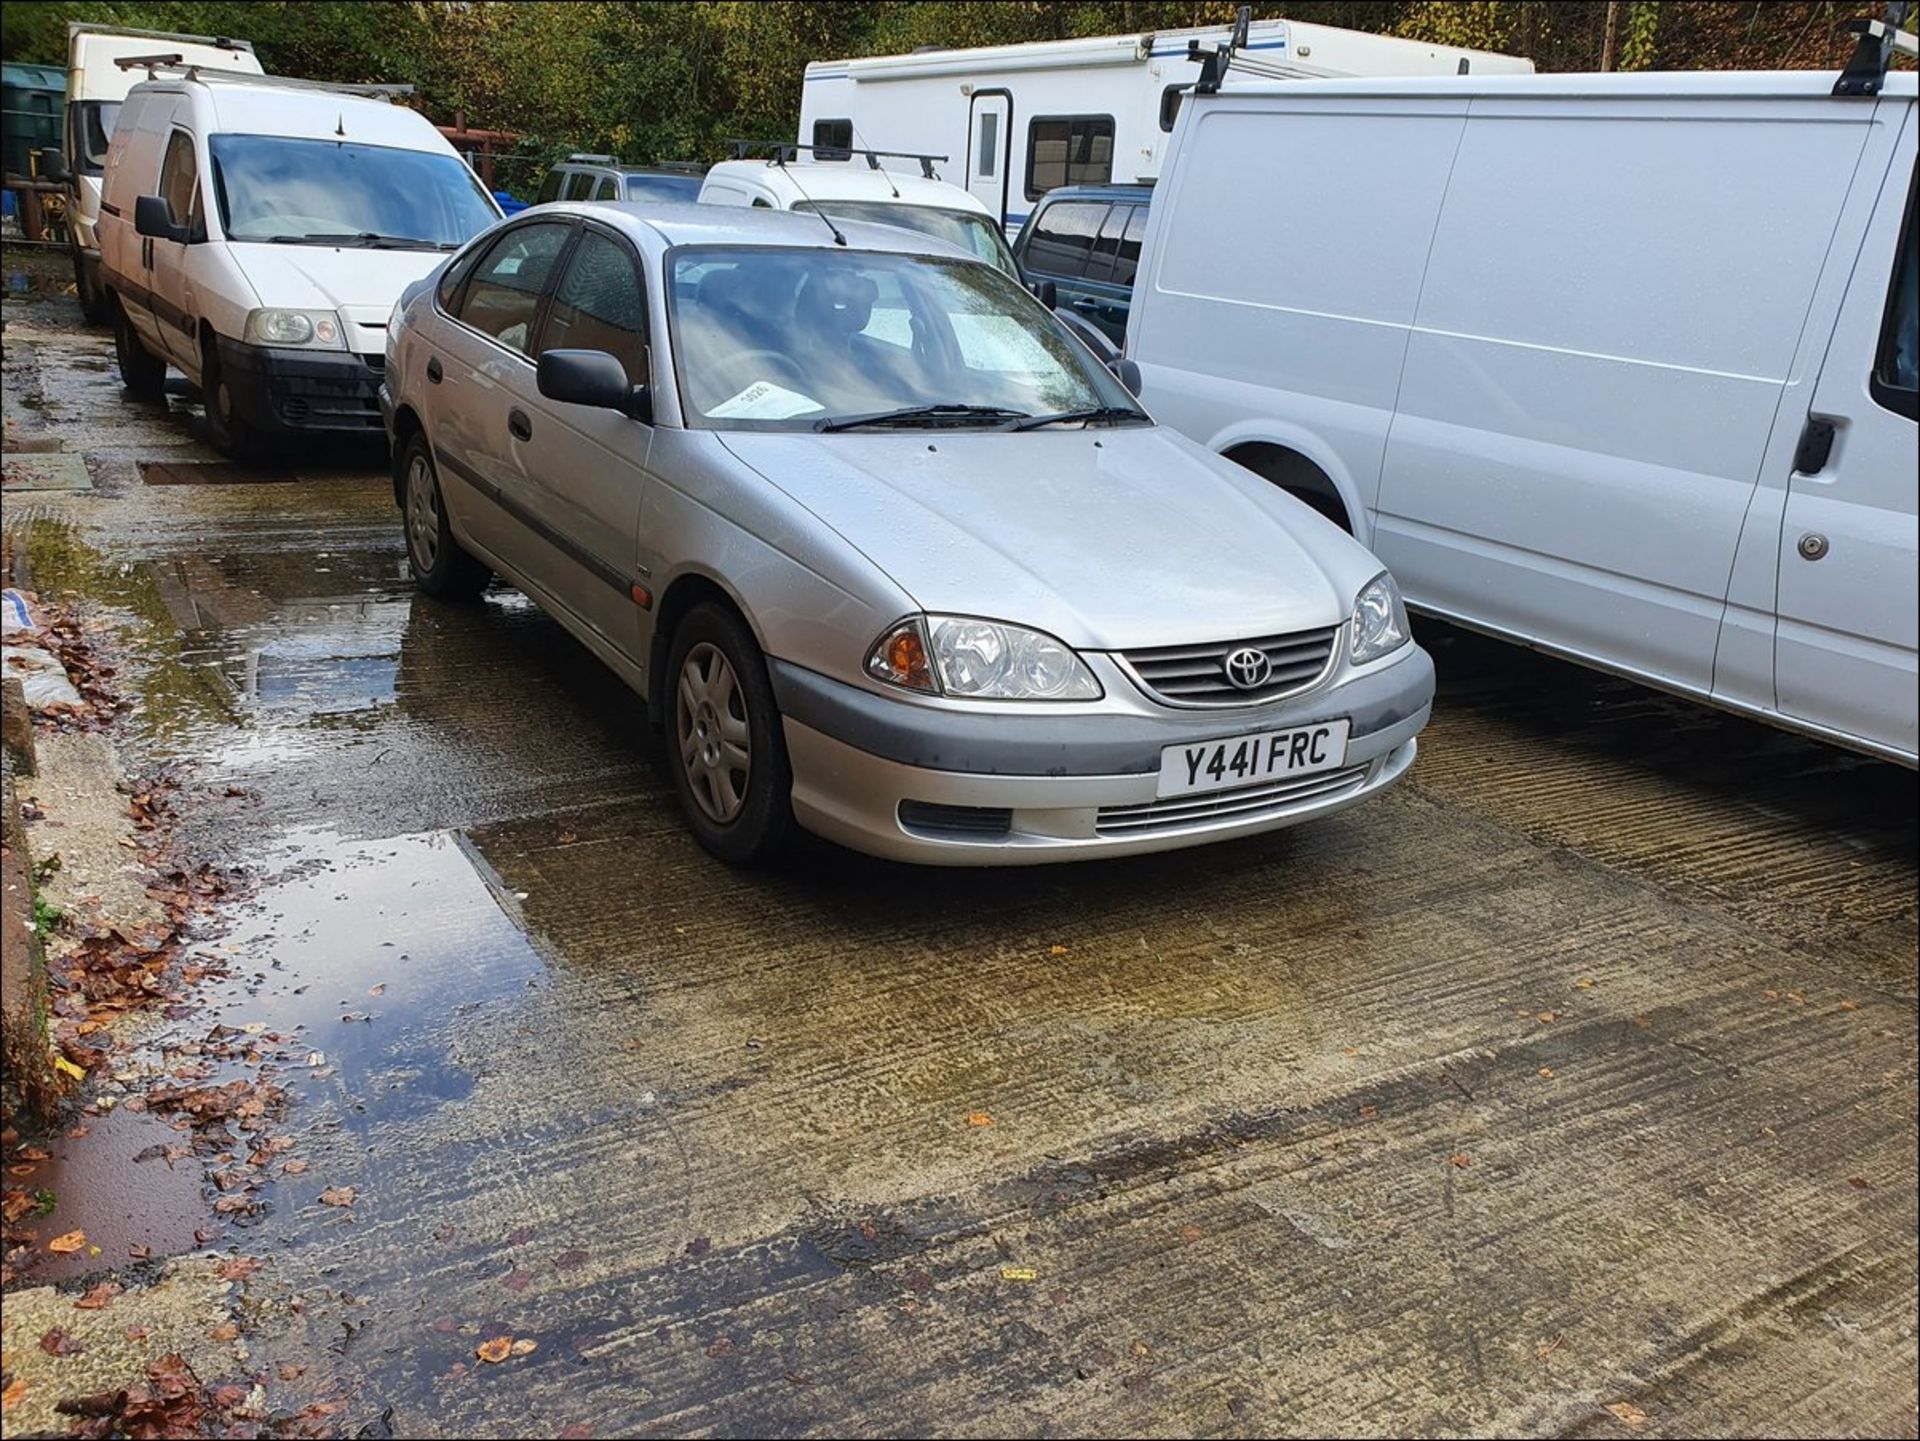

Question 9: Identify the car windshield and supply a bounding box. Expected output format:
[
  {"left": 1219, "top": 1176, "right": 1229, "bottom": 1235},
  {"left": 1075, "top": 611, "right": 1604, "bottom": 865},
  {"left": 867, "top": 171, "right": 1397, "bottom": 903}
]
[
  {"left": 795, "top": 200, "right": 1020, "bottom": 279},
  {"left": 670, "top": 246, "right": 1145, "bottom": 432},
  {"left": 209, "top": 134, "right": 499, "bottom": 248}
]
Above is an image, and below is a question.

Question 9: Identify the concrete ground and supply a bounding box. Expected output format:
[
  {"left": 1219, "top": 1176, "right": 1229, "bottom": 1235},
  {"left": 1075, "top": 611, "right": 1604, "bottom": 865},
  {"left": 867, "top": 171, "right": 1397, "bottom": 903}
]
[{"left": 2, "top": 269, "right": 1915, "bottom": 1437}]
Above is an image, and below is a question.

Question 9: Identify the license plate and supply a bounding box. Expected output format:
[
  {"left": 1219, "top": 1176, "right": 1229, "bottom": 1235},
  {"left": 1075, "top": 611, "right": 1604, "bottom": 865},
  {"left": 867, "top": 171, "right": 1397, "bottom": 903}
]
[{"left": 1156, "top": 719, "right": 1351, "bottom": 799}]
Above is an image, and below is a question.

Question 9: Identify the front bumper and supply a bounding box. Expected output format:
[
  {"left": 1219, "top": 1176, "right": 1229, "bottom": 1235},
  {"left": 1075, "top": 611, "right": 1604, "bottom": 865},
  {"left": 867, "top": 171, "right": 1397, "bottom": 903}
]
[
  {"left": 215, "top": 336, "right": 385, "bottom": 436},
  {"left": 773, "top": 644, "right": 1434, "bottom": 865}
]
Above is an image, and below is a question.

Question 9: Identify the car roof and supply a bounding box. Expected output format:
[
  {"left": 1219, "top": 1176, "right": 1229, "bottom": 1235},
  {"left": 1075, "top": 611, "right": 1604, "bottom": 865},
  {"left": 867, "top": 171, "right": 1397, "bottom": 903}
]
[
  {"left": 525, "top": 199, "right": 984, "bottom": 262},
  {"left": 701, "top": 160, "right": 993, "bottom": 215},
  {"left": 1036, "top": 183, "right": 1154, "bottom": 205}
]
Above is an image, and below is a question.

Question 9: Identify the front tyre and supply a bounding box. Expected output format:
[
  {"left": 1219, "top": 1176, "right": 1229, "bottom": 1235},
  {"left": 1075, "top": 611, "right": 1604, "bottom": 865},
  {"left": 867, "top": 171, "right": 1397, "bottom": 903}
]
[
  {"left": 202, "top": 343, "right": 273, "bottom": 466},
  {"left": 73, "top": 251, "right": 108, "bottom": 325},
  {"left": 667, "top": 603, "right": 794, "bottom": 865},
  {"left": 112, "top": 297, "right": 166, "bottom": 400},
  {"left": 401, "top": 432, "right": 491, "bottom": 601}
]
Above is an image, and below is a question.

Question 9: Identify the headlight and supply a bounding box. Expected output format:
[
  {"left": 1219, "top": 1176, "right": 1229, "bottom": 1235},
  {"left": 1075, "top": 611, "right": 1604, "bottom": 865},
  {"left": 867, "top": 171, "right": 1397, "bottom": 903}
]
[
  {"left": 242, "top": 308, "right": 345, "bottom": 349},
  {"left": 1350, "top": 572, "right": 1411, "bottom": 665},
  {"left": 865, "top": 616, "right": 1101, "bottom": 701}
]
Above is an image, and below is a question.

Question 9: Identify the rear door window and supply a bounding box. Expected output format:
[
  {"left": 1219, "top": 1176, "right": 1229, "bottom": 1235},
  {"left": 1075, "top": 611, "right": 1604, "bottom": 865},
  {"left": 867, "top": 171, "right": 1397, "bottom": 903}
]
[
  {"left": 453, "top": 221, "right": 572, "bottom": 355},
  {"left": 1086, "top": 203, "right": 1134, "bottom": 284},
  {"left": 563, "top": 172, "right": 596, "bottom": 201},
  {"left": 536, "top": 169, "right": 564, "bottom": 204},
  {"left": 592, "top": 176, "right": 617, "bottom": 201},
  {"left": 1023, "top": 201, "right": 1108, "bottom": 280}
]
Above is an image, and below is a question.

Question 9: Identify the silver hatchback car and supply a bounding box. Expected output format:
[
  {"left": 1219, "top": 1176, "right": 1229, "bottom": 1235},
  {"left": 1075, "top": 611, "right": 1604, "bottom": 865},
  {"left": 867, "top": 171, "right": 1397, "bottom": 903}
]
[{"left": 381, "top": 203, "right": 1433, "bottom": 865}]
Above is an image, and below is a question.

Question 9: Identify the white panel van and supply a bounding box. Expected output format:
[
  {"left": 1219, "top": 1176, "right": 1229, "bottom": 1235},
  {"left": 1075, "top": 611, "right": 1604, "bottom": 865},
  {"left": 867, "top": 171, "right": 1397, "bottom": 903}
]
[
  {"left": 98, "top": 65, "right": 500, "bottom": 462},
  {"left": 1129, "top": 64, "right": 1918, "bottom": 766}
]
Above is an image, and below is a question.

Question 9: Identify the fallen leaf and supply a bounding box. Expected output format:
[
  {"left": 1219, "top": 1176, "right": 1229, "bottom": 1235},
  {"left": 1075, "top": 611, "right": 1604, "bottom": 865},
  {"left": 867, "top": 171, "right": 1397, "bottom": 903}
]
[
  {"left": 1450, "top": 1153, "right": 1472, "bottom": 1169},
  {"left": 476, "top": 1336, "right": 513, "bottom": 1363},
  {"left": 1358, "top": 1104, "right": 1379, "bottom": 1120},
  {"left": 706, "top": 1336, "right": 736, "bottom": 1358},
  {"left": 500, "top": 1268, "right": 533, "bottom": 1291},
  {"left": 54, "top": 1055, "right": 87, "bottom": 1081},
  {"left": 216, "top": 1256, "right": 262, "bottom": 1281},
  {"left": 1000, "top": 1265, "right": 1037, "bottom": 1282},
  {"left": 1606, "top": 1400, "right": 1648, "bottom": 1427},
  {"left": 1575, "top": 978, "right": 1595, "bottom": 990},
  {"left": 1179, "top": 1224, "right": 1204, "bottom": 1241},
  {"left": 510, "top": 1338, "right": 538, "bottom": 1356},
  {"left": 125, "top": 1325, "right": 150, "bottom": 1341},
  {"left": 49, "top": 1228, "right": 87, "bottom": 1253},
  {"left": 74, "top": 1282, "right": 120, "bottom": 1309},
  {"left": 430, "top": 1317, "right": 460, "bottom": 1334},
  {"left": 283, "top": 1159, "right": 309, "bottom": 1175},
  {"left": 128, "top": 1244, "right": 151, "bottom": 1260},
  {"left": 684, "top": 1236, "right": 712, "bottom": 1258},
  {"left": 1847, "top": 1176, "right": 1873, "bottom": 1190},
  {"left": 1537, "top": 1010, "right": 1557, "bottom": 1024},
  {"left": 1538, "top": 1067, "right": 1556, "bottom": 1079},
  {"left": 40, "top": 1325, "right": 83, "bottom": 1356},
  {"left": 966, "top": 1112, "right": 993, "bottom": 1127},
  {"left": 279, "top": 1363, "right": 306, "bottom": 1381},
  {"left": 553, "top": 1248, "right": 589, "bottom": 1271},
  {"left": 2, "top": 1377, "right": 25, "bottom": 1410},
  {"left": 317, "top": 1186, "right": 356, "bottom": 1207},
  {"left": 209, "top": 1322, "right": 239, "bottom": 1342},
  {"left": 558, "top": 1426, "right": 594, "bottom": 1440},
  {"left": 1048, "top": 944, "right": 1068, "bottom": 955}
]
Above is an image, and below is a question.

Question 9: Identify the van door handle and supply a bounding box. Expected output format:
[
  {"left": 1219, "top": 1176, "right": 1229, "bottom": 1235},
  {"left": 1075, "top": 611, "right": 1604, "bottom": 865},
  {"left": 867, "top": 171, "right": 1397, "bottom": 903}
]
[
  {"left": 1793, "top": 416, "right": 1836, "bottom": 474},
  {"left": 425, "top": 356, "right": 442, "bottom": 384},
  {"left": 507, "top": 408, "right": 533, "bottom": 443}
]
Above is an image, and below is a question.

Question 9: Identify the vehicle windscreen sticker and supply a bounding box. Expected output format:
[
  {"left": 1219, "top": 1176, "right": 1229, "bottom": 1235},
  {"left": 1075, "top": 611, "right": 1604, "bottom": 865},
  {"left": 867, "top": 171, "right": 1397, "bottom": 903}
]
[{"left": 709, "top": 381, "right": 825, "bottom": 419}]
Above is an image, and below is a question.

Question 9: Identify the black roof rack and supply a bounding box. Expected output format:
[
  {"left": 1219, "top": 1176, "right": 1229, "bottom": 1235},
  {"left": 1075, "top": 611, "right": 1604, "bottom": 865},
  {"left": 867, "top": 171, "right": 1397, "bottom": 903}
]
[
  {"left": 727, "top": 139, "right": 948, "bottom": 180},
  {"left": 113, "top": 56, "right": 412, "bottom": 98},
  {"left": 1834, "top": 2, "right": 1917, "bottom": 96}
]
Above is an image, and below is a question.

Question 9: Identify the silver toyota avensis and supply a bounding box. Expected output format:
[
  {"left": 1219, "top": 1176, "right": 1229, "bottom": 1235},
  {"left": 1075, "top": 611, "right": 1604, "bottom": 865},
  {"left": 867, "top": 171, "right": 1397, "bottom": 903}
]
[{"left": 381, "top": 203, "right": 1433, "bottom": 865}]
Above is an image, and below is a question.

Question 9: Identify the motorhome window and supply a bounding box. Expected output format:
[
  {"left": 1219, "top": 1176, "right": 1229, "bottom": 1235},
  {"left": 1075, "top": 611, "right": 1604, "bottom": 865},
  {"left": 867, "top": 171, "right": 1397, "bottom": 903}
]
[
  {"left": 69, "top": 100, "right": 121, "bottom": 172},
  {"left": 564, "top": 172, "right": 596, "bottom": 201},
  {"left": 1025, "top": 116, "right": 1114, "bottom": 200},
  {"left": 158, "top": 130, "right": 200, "bottom": 232},
  {"left": 1159, "top": 86, "right": 1185, "bottom": 134},
  {"left": 1024, "top": 201, "right": 1108, "bottom": 279},
  {"left": 538, "top": 228, "right": 649, "bottom": 385},
  {"left": 1872, "top": 169, "right": 1917, "bottom": 420},
  {"left": 455, "top": 221, "right": 571, "bottom": 354},
  {"left": 1111, "top": 205, "right": 1150, "bottom": 287},
  {"left": 536, "top": 169, "right": 564, "bottom": 204},
  {"left": 208, "top": 135, "right": 499, "bottom": 249},
  {"left": 977, "top": 112, "right": 999, "bottom": 178},
  {"left": 813, "top": 118, "right": 854, "bottom": 161}
]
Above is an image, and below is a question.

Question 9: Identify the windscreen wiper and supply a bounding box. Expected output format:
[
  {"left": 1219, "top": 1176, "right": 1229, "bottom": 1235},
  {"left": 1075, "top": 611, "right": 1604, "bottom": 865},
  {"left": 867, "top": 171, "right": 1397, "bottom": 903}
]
[
  {"left": 272, "top": 232, "right": 453, "bottom": 250},
  {"left": 814, "top": 404, "right": 1029, "bottom": 433},
  {"left": 1010, "top": 406, "right": 1148, "bottom": 431}
]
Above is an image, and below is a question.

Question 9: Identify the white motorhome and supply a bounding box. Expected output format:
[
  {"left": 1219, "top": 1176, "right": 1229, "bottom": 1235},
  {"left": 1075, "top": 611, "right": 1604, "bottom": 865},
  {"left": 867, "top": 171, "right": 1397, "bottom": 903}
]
[
  {"left": 797, "top": 17, "right": 1531, "bottom": 236},
  {"left": 54, "top": 23, "right": 262, "bottom": 322},
  {"left": 1127, "top": 37, "right": 1919, "bottom": 765},
  {"left": 99, "top": 64, "right": 500, "bottom": 462}
]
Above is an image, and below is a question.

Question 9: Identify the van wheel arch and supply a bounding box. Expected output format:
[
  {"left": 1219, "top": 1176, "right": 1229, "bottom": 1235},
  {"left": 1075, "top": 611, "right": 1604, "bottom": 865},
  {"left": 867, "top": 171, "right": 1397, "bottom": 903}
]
[{"left": 1222, "top": 442, "right": 1353, "bottom": 534}]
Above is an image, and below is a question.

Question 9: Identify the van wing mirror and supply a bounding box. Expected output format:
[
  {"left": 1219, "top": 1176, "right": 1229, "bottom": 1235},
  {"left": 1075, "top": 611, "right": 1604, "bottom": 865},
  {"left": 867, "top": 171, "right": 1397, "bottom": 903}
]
[
  {"left": 134, "top": 194, "right": 188, "bottom": 243},
  {"left": 1032, "top": 278, "right": 1058, "bottom": 309},
  {"left": 38, "top": 148, "right": 70, "bottom": 184},
  {"left": 1111, "top": 357, "right": 1143, "bottom": 398}
]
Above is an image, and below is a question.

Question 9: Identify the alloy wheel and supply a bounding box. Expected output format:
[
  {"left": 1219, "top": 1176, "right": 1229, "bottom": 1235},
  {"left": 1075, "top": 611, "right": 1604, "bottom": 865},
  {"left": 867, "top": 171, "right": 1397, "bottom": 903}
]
[
  {"left": 406, "top": 453, "right": 441, "bottom": 573},
  {"left": 676, "top": 642, "right": 751, "bottom": 824}
]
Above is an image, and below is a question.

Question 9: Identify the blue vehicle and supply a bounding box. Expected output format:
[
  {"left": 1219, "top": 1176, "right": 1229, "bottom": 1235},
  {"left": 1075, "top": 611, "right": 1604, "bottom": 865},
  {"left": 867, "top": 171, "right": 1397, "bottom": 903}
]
[{"left": 1010, "top": 183, "right": 1152, "bottom": 346}]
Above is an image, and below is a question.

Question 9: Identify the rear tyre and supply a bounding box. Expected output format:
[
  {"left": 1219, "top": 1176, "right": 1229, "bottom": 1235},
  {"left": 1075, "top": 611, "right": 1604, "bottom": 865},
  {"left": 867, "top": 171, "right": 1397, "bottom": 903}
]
[
  {"left": 201, "top": 342, "right": 274, "bottom": 466},
  {"left": 666, "top": 603, "right": 794, "bottom": 865},
  {"left": 73, "top": 251, "right": 108, "bottom": 325},
  {"left": 401, "top": 432, "right": 491, "bottom": 601},
  {"left": 111, "top": 297, "right": 166, "bottom": 401}
]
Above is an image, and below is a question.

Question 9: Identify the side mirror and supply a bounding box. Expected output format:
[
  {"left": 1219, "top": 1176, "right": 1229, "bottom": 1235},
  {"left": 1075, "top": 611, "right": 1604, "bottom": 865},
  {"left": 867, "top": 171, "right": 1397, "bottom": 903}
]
[
  {"left": 38, "top": 148, "right": 70, "bottom": 184},
  {"left": 538, "top": 348, "right": 649, "bottom": 420},
  {"left": 1032, "top": 278, "right": 1058, "bottom": 309},
  {"left": 134, "top": 194, "right": 188, "bottom": 243},
  {"left": 1111, "top": 357, "right": 1143, "bottom": 398}
]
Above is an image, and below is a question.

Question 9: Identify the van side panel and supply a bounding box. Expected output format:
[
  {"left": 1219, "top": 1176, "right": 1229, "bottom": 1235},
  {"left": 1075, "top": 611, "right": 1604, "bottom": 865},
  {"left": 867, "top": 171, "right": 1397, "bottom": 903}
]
[
  {"left": 99, "top": 88, "right": 176, "bottom": 347},
  {"left": 1374, "top": 97, "right": 1871, "bottom": 695},
  {"left": 1132, "top": 99, "right": 1468, "bottom": 529}
]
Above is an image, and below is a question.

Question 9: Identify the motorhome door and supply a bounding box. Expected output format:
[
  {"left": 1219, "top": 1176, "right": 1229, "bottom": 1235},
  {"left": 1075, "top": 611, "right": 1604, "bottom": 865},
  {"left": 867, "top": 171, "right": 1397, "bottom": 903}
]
[{"left": 966, "top": 90, "right": 1011, "bottom": 230}]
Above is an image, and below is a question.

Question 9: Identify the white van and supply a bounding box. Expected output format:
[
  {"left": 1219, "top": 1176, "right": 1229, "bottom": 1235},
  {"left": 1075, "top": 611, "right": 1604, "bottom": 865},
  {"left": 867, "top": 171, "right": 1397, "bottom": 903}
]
[
  {"left": 1129, "top": 60, "right": 1918, "bottom": 766},
  {"left": 798, "top": 18, "right": 1530, "bottom": 237},
  {"left": 52, "top": 23, "right": 262, "bottom": 323},
  {"left": 98, "top": 64, "right": 500, "bottom": 462},
  {"left": 697, "top": 151, "right": 1022, "bottom": 279}
]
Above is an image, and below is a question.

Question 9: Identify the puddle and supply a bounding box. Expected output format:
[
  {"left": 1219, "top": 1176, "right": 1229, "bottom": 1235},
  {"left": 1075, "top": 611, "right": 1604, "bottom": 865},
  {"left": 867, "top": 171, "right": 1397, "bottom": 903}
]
[{"left": 139, "top": 461, "right": 296, "bottom": 485}]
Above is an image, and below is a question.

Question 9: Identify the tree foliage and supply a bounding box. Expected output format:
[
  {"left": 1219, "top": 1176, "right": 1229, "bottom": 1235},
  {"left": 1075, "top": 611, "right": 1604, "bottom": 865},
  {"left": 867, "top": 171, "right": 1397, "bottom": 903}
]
[{"left": 3, "top": 1, "right": 1905, "bottom": 193}]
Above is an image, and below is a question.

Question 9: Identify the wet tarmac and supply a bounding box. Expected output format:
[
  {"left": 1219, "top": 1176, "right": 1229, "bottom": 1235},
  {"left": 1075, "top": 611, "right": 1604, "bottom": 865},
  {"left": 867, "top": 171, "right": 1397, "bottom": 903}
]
[{"left": 4, "top": 287, "right": 1916, "bottom": 1436}]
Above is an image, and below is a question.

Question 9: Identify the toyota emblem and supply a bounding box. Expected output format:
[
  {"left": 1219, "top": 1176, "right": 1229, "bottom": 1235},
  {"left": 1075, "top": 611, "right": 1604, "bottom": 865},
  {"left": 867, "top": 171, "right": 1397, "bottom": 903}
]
[{"left": 1223, "top": 646, "right": 1272, "bottom": 690}]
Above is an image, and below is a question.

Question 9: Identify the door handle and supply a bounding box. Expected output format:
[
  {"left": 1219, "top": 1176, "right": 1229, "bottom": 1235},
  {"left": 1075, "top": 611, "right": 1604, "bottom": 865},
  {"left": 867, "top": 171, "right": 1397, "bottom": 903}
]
[
  {"left": 1793, "top": 416, "right": 1836, "bottom": 474},
  {"left": 507, "top": 408, "right": 533, "bottom": 442},
  {"left": 425, "top": 356, "right": 442, "bottom": 384},
  {"left": 1069, "top": 296, "right": 1100, "bottom": 311}
]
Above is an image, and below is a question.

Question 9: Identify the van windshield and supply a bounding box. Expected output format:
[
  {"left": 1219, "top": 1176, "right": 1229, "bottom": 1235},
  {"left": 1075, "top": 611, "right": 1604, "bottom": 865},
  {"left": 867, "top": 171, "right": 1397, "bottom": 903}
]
[
  {"left": 208, "top": 135, "right": 499, "bottom": 249},
  {"left": 793, "top": 201, "right": 1020, "bottom": 279},
  {"left": 72, "top": 100, "right": 120, "bottom": 172},
  {"left": 670, "top": 246, "right": 1144, "bottom": 432}
]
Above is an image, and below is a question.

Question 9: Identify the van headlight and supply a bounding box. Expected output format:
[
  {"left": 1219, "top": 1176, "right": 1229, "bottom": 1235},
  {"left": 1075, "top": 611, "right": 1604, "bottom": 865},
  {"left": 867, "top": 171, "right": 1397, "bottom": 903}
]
[
  {"left": 866, "top": 616, "right": 1102, "bottom": 700},
  {"left": 243, "top": 308, "right": 346, "bottom": 350},
  {"left": 1349, "top": 573, "right": 1411, "bottom": 664}
]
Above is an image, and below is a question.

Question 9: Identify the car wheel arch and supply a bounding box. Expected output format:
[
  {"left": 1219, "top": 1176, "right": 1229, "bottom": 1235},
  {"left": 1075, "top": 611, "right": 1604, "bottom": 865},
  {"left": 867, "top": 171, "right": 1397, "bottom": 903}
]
[
  {"left": 647, "top": 570, "right": 766, "bottom": 720},
  {"left": 389, "top": 405, "right": 425, "bottom": 506}
]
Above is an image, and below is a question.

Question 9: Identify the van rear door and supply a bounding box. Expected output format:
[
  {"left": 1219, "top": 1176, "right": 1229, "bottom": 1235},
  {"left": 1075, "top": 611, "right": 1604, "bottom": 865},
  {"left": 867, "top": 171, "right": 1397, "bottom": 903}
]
[{"left": 1773, "top": 106, "right": 1918, "bottom": 764}]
